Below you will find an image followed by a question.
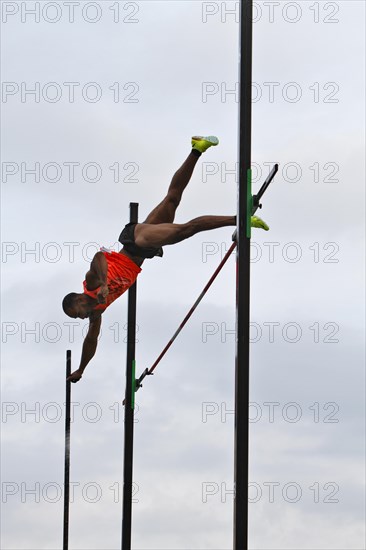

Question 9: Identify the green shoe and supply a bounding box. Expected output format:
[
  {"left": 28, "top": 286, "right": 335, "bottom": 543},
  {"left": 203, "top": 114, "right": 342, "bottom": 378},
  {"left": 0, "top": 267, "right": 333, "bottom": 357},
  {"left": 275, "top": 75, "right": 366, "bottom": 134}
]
[
  {"left": 251, "top": 215, "right": 269, "bottom": 231},
  {"left": 191, "top": 135, "right": 219, "bottom": 153}
]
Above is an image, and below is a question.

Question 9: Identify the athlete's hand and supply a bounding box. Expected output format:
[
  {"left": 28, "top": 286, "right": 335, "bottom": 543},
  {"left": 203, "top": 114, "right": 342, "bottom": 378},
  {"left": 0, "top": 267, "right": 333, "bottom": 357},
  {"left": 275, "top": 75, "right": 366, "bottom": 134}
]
[
  {"left": 97, "top": 285, "right": 109, "bottom": 304},
  {"left": 67, "top": 369, "right": 83, "bottom": 383}
]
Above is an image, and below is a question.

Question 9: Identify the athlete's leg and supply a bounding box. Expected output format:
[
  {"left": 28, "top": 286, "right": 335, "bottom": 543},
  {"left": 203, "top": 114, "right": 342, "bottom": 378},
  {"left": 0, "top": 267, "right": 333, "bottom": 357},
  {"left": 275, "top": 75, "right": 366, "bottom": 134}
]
[
  {"left": 135, "top": 215, "right": 236, "bottom": 248},
  {"left": 143, "top": 151, "right": 199, "bottom": 225},
  {"left": 143, "top": 136, "right": 219, "bottom": 225}
]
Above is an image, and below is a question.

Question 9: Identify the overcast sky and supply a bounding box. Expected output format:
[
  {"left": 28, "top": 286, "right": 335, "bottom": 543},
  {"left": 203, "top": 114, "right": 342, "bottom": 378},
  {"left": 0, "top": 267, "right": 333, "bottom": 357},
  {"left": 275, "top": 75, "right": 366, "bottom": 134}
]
[{"left": 1, "top": 1, "right": 365, "bottom": 549}]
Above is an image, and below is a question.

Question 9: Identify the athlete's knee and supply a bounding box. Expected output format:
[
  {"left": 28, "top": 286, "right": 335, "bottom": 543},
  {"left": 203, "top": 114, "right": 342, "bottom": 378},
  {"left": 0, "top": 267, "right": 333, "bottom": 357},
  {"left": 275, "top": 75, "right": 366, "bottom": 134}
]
[
  {"left": 165, "top": 192, "right": 180, "bottom": 209},
  {"left": 179, "top": 222, "right": 195, "bottom": 240}
]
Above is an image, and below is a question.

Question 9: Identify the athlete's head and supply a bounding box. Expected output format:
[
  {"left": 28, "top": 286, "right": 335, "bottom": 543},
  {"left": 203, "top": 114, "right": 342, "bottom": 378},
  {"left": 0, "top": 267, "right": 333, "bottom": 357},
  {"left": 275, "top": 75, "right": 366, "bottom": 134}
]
[{"left": 62, "top": 293, "right": 93, "bottom": 319}]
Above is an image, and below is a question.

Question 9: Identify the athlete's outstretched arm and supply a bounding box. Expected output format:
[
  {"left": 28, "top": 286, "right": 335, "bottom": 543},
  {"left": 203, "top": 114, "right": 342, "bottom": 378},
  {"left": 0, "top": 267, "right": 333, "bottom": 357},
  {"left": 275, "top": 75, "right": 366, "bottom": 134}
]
[
  {"left": 89, "top": 252, "right": 107, "bottom": 284},
  {"left": 67, "top": 314, "right": 102, "bottom": 383}
]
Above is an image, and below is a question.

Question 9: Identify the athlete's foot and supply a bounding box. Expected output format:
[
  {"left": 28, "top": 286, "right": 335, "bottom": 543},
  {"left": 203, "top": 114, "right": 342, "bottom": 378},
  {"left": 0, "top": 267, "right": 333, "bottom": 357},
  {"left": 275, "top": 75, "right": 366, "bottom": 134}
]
[
  {"left": 191, "top": 135, "right": 219, "bottom": 153},
  {"left": 251, "top": 215, "right": 269, "bottom": 231}
]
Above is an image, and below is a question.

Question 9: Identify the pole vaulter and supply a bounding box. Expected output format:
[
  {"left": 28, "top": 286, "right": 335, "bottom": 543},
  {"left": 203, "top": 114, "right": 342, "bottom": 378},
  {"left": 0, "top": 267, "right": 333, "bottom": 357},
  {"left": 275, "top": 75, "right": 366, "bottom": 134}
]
[
  {"left": 61, "top": 134, "right": 274, "bottom": 550},
  {"left": 61, "top": 5, "right": 280, "bottom": 549}
]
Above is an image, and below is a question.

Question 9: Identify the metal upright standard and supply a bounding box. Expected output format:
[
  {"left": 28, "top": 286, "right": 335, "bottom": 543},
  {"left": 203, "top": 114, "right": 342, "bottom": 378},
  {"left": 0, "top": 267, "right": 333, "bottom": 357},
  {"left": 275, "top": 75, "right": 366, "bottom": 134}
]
[
  {"left": 121, "top": 202, "right": 139, "bottom": 550},
  {"left": 63, "top": 350, "right": 71, "bottom": 550},
  {"left": 234, "top": 1, "right": 253, "bottom": 549}
]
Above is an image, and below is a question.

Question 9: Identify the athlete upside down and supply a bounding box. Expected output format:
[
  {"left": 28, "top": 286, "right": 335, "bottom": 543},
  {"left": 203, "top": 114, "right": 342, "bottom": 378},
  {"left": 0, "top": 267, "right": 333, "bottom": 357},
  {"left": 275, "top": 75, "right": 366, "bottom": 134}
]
[{"left": 62, "top": 136, "right": 268, "bottom": 383}]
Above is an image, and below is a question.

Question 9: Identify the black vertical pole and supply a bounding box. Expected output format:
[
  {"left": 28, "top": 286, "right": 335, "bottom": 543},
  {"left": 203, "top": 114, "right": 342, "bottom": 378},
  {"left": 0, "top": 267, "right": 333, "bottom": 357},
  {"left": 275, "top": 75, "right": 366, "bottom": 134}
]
[
  {"left": 63, "top": 350, "right": 71, "bottom": 550},
  {"left": 121, "top": 202, "right": 138, "bottom": 550},
  {"left": 234, "top": 1, "right": 252, "bottom": 550}
]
